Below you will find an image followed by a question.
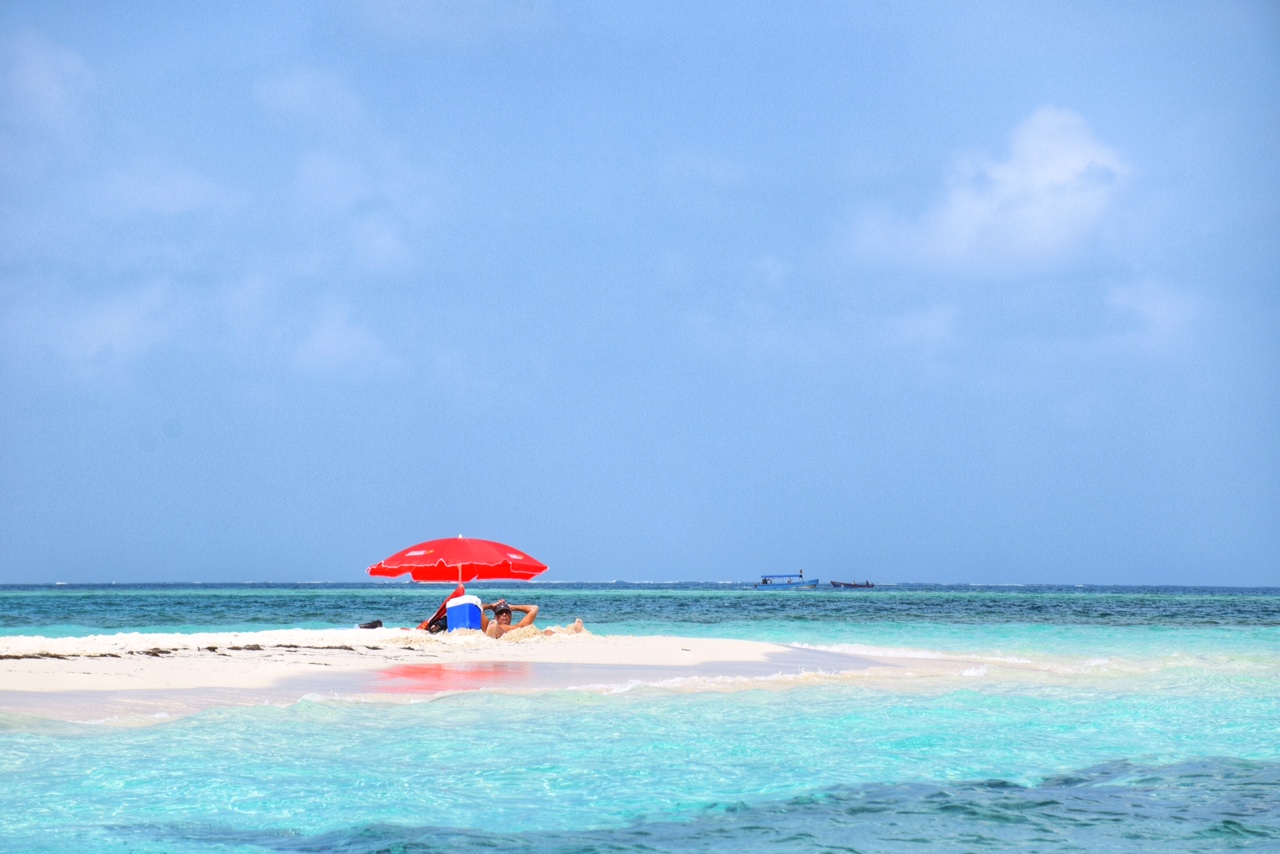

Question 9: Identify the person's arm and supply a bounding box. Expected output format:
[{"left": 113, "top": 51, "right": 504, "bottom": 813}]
[{"left": 509, "top": 604, "right": 539, "bottom": 628}]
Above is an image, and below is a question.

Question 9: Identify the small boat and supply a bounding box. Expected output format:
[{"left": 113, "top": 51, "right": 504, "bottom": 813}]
[
  {"left": 831, "top": 580, "right": 875, "bottom": 589},
  {"left": 754, "top": 572, "right": 818, "bottom": 590}
]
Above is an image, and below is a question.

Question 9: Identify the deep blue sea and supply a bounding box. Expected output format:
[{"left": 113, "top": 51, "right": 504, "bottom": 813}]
[{"left": 2, "top": 582, "right": 1278, "bottom": 852}]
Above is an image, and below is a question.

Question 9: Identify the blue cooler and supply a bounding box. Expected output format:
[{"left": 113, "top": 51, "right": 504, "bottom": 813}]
[{"left": 445, "top": 595, "right": 482, "bottom": 631}]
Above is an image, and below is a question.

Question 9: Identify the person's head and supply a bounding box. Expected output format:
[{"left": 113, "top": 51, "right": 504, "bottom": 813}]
[{"left": 494, "top": 603, "right": 513, "bottom": 625}]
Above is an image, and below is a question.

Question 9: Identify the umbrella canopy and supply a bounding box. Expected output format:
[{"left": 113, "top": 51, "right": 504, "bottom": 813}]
[{"left": 367, "top": 536, "right": 548, "bottom": 584}]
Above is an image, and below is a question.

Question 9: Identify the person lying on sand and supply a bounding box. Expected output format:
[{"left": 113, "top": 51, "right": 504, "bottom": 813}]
[
  {"left": 481, "top": 600, "right": 537, "bottom": 635},
  {"left": 481, "top": 599, "right": 584, "bottom": 638}
]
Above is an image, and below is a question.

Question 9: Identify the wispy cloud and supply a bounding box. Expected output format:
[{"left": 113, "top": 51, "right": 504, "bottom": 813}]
[
  {"left": 292, "top": 304, "right": 399, "bottom": 375},
  {"left": 662, "top": 151, "right": 746, "bottom": 190},
  {"left": 2, "top": 274, "right": 404, "bottom": 383},
  {"left": 252, "top": 68, "right": 436, "bottom": 274},
  {"left": 254, "top": 67, "right": 365, "bottom": 129},
  {"left": 2, "top": 281, "right": 189, "bottom": 377},
  {"left": 0, "top": 30, "right": 95, "bottom": 180},
  {"left": 682, "top": 297, "right": 959, "bottom": 368},
  {"left": 348, "top": 214, "right": 415, "bottom": 271},
  {"left": 210, "top": 276, "right": 402, "bottom": 378},
  {"left": 355, "top": 0, "right": 548, "bottom": 45},
  {"left": 1104, "top": 282, "right": 1198, "bottom": 356},
  {"left": 854, "top": 106, "right": 1128, "bottom": 276},
  {"left": 1, "top": 29, "right": 93, "bottom": 138},
  {"left": 286, "top": 146, "right": 428, "bottom": 272},
  {"left": 295, "top": 150, "right": 372, "bottom": 213},
  {"left": 881, "top": 303, "right": 958, "bottom": 348},
  {"left": 97, "top": 159, "right": 235, "bottom": 217}
]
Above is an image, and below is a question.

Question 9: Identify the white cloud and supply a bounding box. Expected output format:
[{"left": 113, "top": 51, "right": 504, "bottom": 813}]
[
  {"left": 2, "top": 273, "right": 406, "bottom": 383},
  {"left": 253, "top": 71, "right": 436, "bottom": 274},
  {"left": 98, "top": 160, "right": 234, "bottom": 217},
  {"left": 2, "top": 30, "right": 93, "bottom": 138},
  {"left": 1105, "top": 282, "right": 1197, "bottom": 355},
  {"left": 662, "top": 151, "right": 747, "bottom": 214},
  {"left": 1, "top": 31, "right": 95, "bottom": 180},
  {"left": 286, "top": 146, "right": 431, "bottom": 272},
  {"left": 4, "top": 282, "right": 190, "bottom": 375},
  {"left": 216, "top": 274, "right": 286, "bottom": 346},
  {"left": 662, "top": 151, "right": 745, "bottom": 189},
  {"left": 295, "top": 150, "right": 372, "bottom": 212},
  {"left": 63, "top": 285, "right": 186, "bottom": 369},
  {"left": 881, "top": 304, "right": 958, "bottom": 347},
  {"left": 349, "top": 215, "right": 415, "bottom": 270},
  {"left": 293, "top": 305, "right": 397, "bottom": 375},
  {"left": 855, "top": 106, "right": 1128, "bottom": 275},
  {"left": 682, "top": 299, "right": 962, "bottom": 369},
  {"left": 213, "top": 276, "right": 400, "bottom": 377},
  {"left": 356, "top": 0, "right": 547, "bottom": 45},
  {"left": 753, "top": 256, "right": 790, "bottom": 285},
  {"left": 254, "top": 68, "right": 364, "bottom": 127}
]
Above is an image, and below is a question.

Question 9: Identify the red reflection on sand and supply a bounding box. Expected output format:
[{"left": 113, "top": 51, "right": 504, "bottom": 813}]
[{"left": 373, "top": 662, "right": 533, "bottom": 694}]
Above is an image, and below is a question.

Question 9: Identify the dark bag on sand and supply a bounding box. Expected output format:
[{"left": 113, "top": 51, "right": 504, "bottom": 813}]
[
  {"left": 359, "top": 620, "right": 383, "bottom": 629},
  {"left": 426, "top": 615, "right": 447, "bottom": 634}
]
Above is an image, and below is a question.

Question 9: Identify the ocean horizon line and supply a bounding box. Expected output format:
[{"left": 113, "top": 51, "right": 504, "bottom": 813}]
[{"left": 3, "top": 580, "right": 1277, "bottom": 592}]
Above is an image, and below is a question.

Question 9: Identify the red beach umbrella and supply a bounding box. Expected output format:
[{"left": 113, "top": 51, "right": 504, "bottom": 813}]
[{"left": 367, "top": 536, "right": 548, "bottom": 584}]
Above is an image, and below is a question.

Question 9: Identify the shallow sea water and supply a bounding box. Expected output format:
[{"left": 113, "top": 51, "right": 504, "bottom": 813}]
[{"left": 2, "top": 583, "right": 1278, "bottom": 852}]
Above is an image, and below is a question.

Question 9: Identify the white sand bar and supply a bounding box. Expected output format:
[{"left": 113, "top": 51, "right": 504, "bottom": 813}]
[
  {"left": 0, "top": 628, "right": 813, "bottom": 693},
  {"left": 6, "top": 628, "right": 1075, "bottom": 725},
  {"left": 0, "top": 628, "right": 905, "bottom": 723}
]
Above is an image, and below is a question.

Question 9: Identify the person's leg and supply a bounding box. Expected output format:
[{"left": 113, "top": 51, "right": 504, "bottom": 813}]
[{"left": 545, "top": 619, "right": 584, "bottom": 635}]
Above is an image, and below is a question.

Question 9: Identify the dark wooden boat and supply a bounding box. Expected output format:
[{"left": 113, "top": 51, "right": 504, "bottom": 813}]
[{"left": 831, "top": 580, "right": 875, "bottom": 589}]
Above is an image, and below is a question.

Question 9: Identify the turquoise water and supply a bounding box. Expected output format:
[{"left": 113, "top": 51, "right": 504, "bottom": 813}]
[{"left": 2, "top": 584, "right": 1278, "bottom": 852}]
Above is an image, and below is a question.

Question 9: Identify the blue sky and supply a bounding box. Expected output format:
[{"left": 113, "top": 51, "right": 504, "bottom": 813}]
[{"left": 1, "top": 2, "right": 1277, "bottom": 585}]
